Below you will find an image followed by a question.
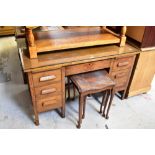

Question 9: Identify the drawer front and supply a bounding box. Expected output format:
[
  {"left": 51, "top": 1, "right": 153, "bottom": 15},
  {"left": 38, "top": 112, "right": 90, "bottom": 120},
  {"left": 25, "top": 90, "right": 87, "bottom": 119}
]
[
  {"left": 65, "top": 59, "right": 111, "bottom": 76},
  {"left": 111, "top": 69, "right": 130, "bottom": 91},
  {"left": 34, "top": 82, "right": 62, "bottom": 100},
  {"left": 32, "top": 69, "right": 61, "bottom": 87},
  {"left": 37, "top": 95, "right": 62, "bottom": 112},
  {"left": 112, "top": 56, "right": 135, "bottom": 71}
]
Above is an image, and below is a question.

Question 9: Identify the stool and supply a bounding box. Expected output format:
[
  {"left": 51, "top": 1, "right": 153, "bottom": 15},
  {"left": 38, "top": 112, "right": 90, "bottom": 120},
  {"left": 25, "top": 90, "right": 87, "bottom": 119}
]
[{"left": 69, "top": 70, "right": 115, "bottom": 128}]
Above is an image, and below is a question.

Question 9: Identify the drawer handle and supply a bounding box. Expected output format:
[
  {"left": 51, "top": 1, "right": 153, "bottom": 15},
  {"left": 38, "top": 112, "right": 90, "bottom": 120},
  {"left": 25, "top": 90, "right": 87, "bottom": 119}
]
[
  {"left": 42, "top": 99, "right": 57, "bottom": 107},
  {"left": 115, "top": 72, "right": 126, "bottom": 78},
  {"left": 41, "top": 88, "right": 56, "bottom": 95},
  {"left": 40, "top": 75, "right": 56, "bottom": 82},
  {"left": 117, "top": 62, "right": 129, "bottom": 67}
]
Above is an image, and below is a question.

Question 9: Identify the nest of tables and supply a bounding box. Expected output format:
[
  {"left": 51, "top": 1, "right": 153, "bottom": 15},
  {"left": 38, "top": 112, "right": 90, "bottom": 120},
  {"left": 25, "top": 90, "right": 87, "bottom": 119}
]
[{"left": 25, "top": 26, "right": 127, "bottom": 59}]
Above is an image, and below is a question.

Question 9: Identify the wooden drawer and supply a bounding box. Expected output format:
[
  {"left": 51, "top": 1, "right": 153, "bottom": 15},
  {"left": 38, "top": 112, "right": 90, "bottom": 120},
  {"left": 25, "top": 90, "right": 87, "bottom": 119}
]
[
  {"left": 112, "top": 56, "right": 135, "bottom": 71},
  {"left": 32, "top": 69, "right": 61, "bottom": 87},
  {"left": 37, "top": 95, "right": 62, "bottom": 112},
  {"left": 65, "top": 59, "right": 111, "bottom": 76},
  {"left": 34, "top": 82, "right": 62, "bottom": 100},
  {"left": 111, "top": 69, "right": 130, "bottom": 91}
]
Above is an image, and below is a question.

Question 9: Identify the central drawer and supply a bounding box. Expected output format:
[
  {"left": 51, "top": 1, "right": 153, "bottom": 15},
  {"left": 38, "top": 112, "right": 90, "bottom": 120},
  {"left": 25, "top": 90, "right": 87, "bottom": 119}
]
[
  {"left": 65, "top": 59, "right": 112, "bottom": 76},
  {"left": 34, "top": 82, "right": 62, "bottom": 100}
]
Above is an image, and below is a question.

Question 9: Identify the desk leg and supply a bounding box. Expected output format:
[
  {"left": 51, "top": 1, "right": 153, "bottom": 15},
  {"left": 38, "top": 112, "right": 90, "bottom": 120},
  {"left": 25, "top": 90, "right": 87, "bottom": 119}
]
[
  {"left": 121, "top": 90, "right": 126, "bottom": 100},
  {"left": 28, "top": 72, "right": 39, "bottom": 125}
]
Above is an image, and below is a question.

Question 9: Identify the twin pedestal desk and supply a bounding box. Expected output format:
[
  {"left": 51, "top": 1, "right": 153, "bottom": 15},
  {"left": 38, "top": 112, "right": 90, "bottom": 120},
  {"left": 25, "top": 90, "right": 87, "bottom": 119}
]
[{"left": 19, "top": 44, "right": 139, "bottom": 125}]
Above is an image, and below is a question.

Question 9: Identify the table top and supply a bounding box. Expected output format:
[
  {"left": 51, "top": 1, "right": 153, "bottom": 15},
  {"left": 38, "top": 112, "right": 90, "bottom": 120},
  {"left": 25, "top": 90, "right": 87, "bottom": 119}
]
[
  {"left": 19, "top": 42, "right": 140, "bottom": 73},
  {"left": 32, "top": 27, "right": 120, "bottom": 53}
]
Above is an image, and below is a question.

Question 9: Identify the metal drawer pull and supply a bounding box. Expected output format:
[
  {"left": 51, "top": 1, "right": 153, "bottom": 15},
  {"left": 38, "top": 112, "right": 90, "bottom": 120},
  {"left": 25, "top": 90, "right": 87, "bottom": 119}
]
[
  {"left": 42, "top": 99, "right": 57, "bottom": 107},
  {"left": 117, "top": 62, "right": 129, "bottom": 67},
  {"left": 41, "top": 88, "right": 56, "bottom": 95},
  {"left": 40, "top": 75, "right": 56, "bottom": 82}
]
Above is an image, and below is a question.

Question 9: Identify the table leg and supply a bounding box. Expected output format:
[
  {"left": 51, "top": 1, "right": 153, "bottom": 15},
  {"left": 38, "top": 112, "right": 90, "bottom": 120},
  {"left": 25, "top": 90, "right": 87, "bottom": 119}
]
[
  {"left": 105, "top": 88, "right": 115, "bottom": 119},
  {"left": 77, "top": 94, "right": 84, "bottom": 128},
  {"left": 102, "top": 90, "right": 110, "bottom": 118},
  {"left": 82, "top": 96, "right": 87, "bottom": 119},
  {"left": 67, "top": 78, "right": 71, "bottom": 100},
  {"left": 100, "top": 91, "right": 107, "bottom": 113},
  {"left": 72, "top": 85, "right": 76, "bottom": 100}
]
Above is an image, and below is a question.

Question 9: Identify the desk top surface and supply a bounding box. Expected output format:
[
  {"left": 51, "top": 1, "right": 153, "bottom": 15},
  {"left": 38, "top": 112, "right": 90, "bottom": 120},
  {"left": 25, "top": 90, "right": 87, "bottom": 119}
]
[{"left": 19, "top": 43, "right": 140, "bottom": 72}]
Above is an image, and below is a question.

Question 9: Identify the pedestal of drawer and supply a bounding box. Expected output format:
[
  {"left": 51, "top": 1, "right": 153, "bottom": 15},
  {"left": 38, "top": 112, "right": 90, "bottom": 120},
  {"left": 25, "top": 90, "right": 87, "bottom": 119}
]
[
  {"left": 31, "top": 68, "right": 64, "bottom": 114},
  {"left": 37, "top": 95, "right": 62, "bottom": 112}
]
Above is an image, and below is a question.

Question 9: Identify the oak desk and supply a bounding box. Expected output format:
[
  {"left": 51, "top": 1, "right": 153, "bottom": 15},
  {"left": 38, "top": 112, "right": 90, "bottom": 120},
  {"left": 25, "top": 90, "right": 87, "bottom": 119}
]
[{"left": 19, "top": 44, "right": 139, "bottom": 125}]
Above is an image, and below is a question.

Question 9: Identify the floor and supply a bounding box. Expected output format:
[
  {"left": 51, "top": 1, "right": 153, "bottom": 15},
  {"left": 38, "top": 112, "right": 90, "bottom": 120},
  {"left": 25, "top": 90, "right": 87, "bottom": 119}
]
[{"left": 0, "top": 36, "right": 155, "bottom": 129}]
